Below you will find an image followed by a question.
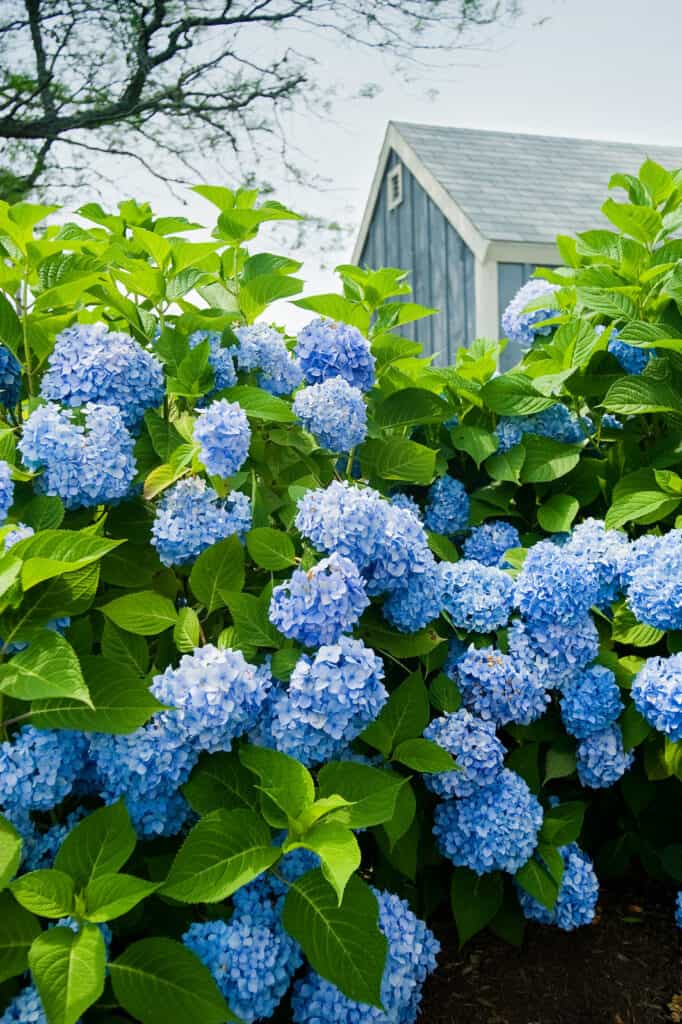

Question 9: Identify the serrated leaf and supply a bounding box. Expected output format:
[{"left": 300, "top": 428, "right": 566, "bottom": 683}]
[
  {"left": 30, "top": 924, "right": 105, "bottom": 1024},
  {"left": 520, "top": 435, "right": 582, "bottom": 483},
  {"left": 10, "top": 870, "right": 74, "bottom": 918},
  {"left": 0, "top": 890, "right": 41, "bottom": 982},
  {"left": 361, "top": 671, "right": 429, "bottom": 756},
  {"left": 537, "top": 494, "right": 580, "bottom": 533},
  {"left": 189, "top": 536, "right": 245, "bottom": 611},
  {"left": 450, "top": 868, "right": 503, "bottom": 946},
  {"left": 54, "top": 801, "right": 136, "bottom": 889},
  {"left": 392, "top": 737, "right": 457, "bottom": 773},
  {"left": 84, "top": 874, "right": 160, "bottom": 922},
  {"left": 246, "top": 527, "right": 296, "bottom": 570},
  {"left": 101, "top": 591, "right": 178, "bottom": 635},
  {"left": 239, "top": 745, "right": 315, "bottom": 820},
  {"left": 0, "top": 815, "right": 22, "bottom": 889},
  {"left": 288, "top": 821, "right": 360, "bottom": 904},
  {"left": 183, "top": 750, "right": 258, "bottom": 815},
  {"left": 317, "top": 762, "right": 407, "bottom": 829},
  {"left": 0, "top": 632, "right": 91, "bottom": 705}
]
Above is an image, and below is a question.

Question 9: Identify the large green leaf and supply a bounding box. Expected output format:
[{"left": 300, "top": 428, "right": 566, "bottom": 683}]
[
  {"left": 317, "top": 762, "right": 407, "bottom": 829},
  {"left": 287, "top": 822, "right": 360, "bottom": 905},
  {"left": 110, "top": 938, "right": 238, "bottom": 1024},
  {"left": 374, "top": 388, "right": 451, "bottom": 428},
  {"left": 539, "top": 801, "right": 586, "bottom": 846},
  {"left": 520, "top": 435, "right": 582, "bottom": 483},
  {"left": 0, "top": 815, "right": 22, "bottom": 889},
  {"left": 0, "top": 632, "right": 91, "bottom": 705},
  {"left": 219, "top": 385, "right": 296, "bottom": 423},
  {"left": 10, "top": 870, "right": 74, "bottom": 918},
  {"left": 54, "top": 801, "right": 136, "bottom": 889},
  {"left": 537, "top": 493, "right": 580, "bottom": 533},
  {"left": 0, "top": 890, "right": 41, "bottom": 982},
  {"left": 10, "top": 530, "right": 122, "bottom": 590},
  {"left": 362, "top": 438, "right": 437, "bottom": 486},
  {"left": 605, "top": 469, "right": 680, "bottom": 529},
  {"left": 183, "top": 750, "right": 259, "bottom": 815},
  {"left": 239, "top": 745, "right": 315, "bottom": 820},
  {"left": 361, "top": 671, "right": 429, "bottom": 757},
  {"left": 29, "top": 924, "right": 106, "bottom": 1024},
  {"left": 481, "top": 374, "right": 555, "bottom": 415},
  {"left": 450, "top": 868, "right": 504, "bottom": 946},
  {"left": 189, "top": 536, "right": 245, "bottom": 611},
  {"left": 246, "top": 527, "right": 297, "bottom": 570},
  {"left": 602, "top": 375, "right": 679, "bottom": 414},
  {"left": 282, "top": 871, "right": 387, "bottom": 1007},
  {"left": 84, "top": 874, "right": 160, "bottom": 922},
  {"left": 101, "top": 591, "right": 178, "bottom": 635},
  {"left": 392, "top": 737, "right": 457, "bottom": 773},
  {"left": 515, "top": 853, "right": 560, "bottom": 911}
]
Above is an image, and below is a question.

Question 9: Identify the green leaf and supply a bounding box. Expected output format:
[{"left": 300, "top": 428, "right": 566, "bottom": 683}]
[
  {"left": 361, "top": 671, "right": 429, "bottom": 756},
  {"left": 162, "top": 808, "right": 277, "bottom": 903},
  {"left": 0, "top": 632, "right": 91, "bottom": 705},
  {"left": 31, "top": 655, "right": 164, "bottom": 733},
  {"left": 293, "top": 294, "right": 370, "bottom": 330},
  {"left": 450, "top": 868, "right": 504, "bottom": 946},
  {"left": 111, "top": 938, "right": 238, "bottom": 1024},
  {"left": 246, "top": 527, "right": 297, "bottom": 570},
  {"left": 189, "top": 536, "right": 245, "bottom": 611},
  {"left": 174, "top": 607, "right": 201, "bottom": 652},
  {"left": 30, "top": 924, "right": 105, "bottom": 1024},
  {"left": 219, "top": 385, "right": 296, "bottom": 423},
  {"left": 620, "top": 702, "right": 652, "bottom": 751},
  {"left": 239, "top": 745, "right": 315, "bottom": 820},
  {"left": 10, "top": 870, "right": 74, "bottom": 918},
  {"left": 611, "top": 605, "right": 664, "bottom": 647},
  {"left": 101, "top": 621, "right": 149, "bottom": 676},
  {"left": 54, "top": 801, "right": 136, "bottom": 889},
  {"left": 288, "top": 821, "right": 360, "bottom": 905},
  {"left": 602, "top": 197, "right": 662, "bottom": 243},
  {"left": 0, "top": 890, "right": 41, "bottom": 982},
  {"left": 392, "top": 737, "right": 457, "bottom": 773},
  {"left": 450, "top": 425, "right": 499, "bottom": 468},
  {"left": 484, "top": 444, "right": 525, "bottom": 483},
  {"left": 537, "top": 493, "right": 580, "bottom": 533},
  {"left": 240, "top": 274, "right": 303, "bottom": 321},
  {"left": 539, "top": 801, "right": 586, "bottom": 846},
  {"left": 223, "top": 590, "right": 280, "bottom": 648},
  {"left": 429, "top": 672, "right": 462, "bottom": 713},
  {"left": 360, "top": 617, "right": 443, "bottom": 658},
  {"left": 317, "top": 762, "right": 407, "bottom": 829},
  {"left": 362, "top": 439, "right": 436, "bottom": 485},
  {"left": 11, "top": 530, "right": 122, "bottom": 590},
  {"left": 605, "top": 469, "right": 680, "bottom": 529},
  {"left": 0, "top": 815, "right": 22, "bottom": 889},
  {"left": 21, "top": 495, "right": 64, "bottom": 532},
  {"left": 282, "top": 871, "right": 387, "bottom": 1007},
  {"left": 602, "top": 375, "right": 679, "bottom": 415},
  {"left": 515, "top": 854, "right": 559, "bottom": 911},
  {"left": 374, "top": 388, "right": 451, "bottom": 428},
  {"left": 101, "top": 591, "right": 178, "bottom": 635},
  {"left": 84, "top": 874, "right": 160, "bottom": 922},
  {"left": 520, "top": 435, "right": 582, "bottom": 483},
  {"left": 481, "top": 375, "right": 555, "bottom": 415},
  {"left": 544, "top": 746, "right": 576, "bottom": 784},
  {"left": 183, "top": 750, "right": 258, "bottom": 815}
]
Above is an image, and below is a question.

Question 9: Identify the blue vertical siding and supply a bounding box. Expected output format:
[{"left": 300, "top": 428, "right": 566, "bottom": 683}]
[
  {"left": 498, "top": 262, "right": 557, "bottom": 371},
  {"left": 359, "top": 151, "right": 475, "bottom": 367}
]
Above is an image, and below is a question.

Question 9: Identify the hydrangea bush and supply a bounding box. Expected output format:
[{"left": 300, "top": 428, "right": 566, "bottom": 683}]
[{"left": 1, "top": 163, "right": 682, "bottom": 1023}]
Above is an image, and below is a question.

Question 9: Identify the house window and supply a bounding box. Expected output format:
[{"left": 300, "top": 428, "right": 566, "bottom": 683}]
[{"left": 387, "top": 165, "right": 403, "bottom": 211}]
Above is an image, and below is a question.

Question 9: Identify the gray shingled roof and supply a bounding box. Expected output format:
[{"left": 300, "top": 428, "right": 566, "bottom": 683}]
[{"left": 393, "top": 122, "right": 682, "bottom": 244}]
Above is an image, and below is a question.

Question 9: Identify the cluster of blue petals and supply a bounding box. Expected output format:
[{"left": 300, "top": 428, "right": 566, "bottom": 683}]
[
  {"left": 455, "top": 645, "right": 549, "bottom": 726},
  {"left": 234, "top": 323, "right": 303, "bottom": 396},
  {"left": 631, "top": 654, "right": 682, "bottom": 741},
  {"left": 440, "top": 560, "right": 514, "bottom": 633},
  {"left": 424, "top": 475, "right": 469, "bottom": 534},
  {"left": 563, "top": 518, "right": 629, "bottom": 608},
  {"left": 19, "top": 402, "right": 136, "bottom": 509},
  {"left": 0, "top": 461, "right": 13, "bottom": 524},
  {"left": 193, "top": 398, "right": 251, "bottom": 478},
  {"left": 496, "top": 403, "right": 589, "bottom": 453},
  {"left": 0, "top": 726, "right": 87, "bottom": 815},
  {"left": 433, "top": 769, "right": 543, "bottom": 875},
  {"left": 269, "top": 553, "right": 369, "bottom": 646},
  {"left": 0, "top": 344, "right": 21, "bottom": 410},
  {"left": 598, "top": 326, "right": 653, "bottom": 375},
  {"left": 383, "top": 559, "right": 443, "bottom": 633},
  {"left": 517, "top": 843, "right": 599, "bottom": 931},
  {"left": 676, "top": 892, "right": 682, "bottom": 929},
  {"left": 501, "top": 278, "right": 558, "bottom": 346},
  {"left": 423, "top": 709, "right": 505, "bottom": 798},
  {"left": 625, "top": 530, "right": 682, "bottom": 630},
  {"left": 293, "top": 376, "right": 367, "bottom": 452},
  {"left": 560, "top": 665, "right": 623, "bottom": 739},
  {"left": 151, "top": 477, "right": 251, "bottom": 565},
  {"left": 507, "top": 617, "right": 599, "bottom": 688},
  {"left": 576, "top": 724, "right": 633, "bottom": 789},
  {"left": 295, "top": 318, "right": 375, "bottom": 392},
  {"left": 188, "top": 330, "right": 237, "bottom": 391},
  {"left": 515, "top": 540, "right": 599, "bottom": 626},
  {"left": 0, "top": 986, "right": 51, "bottom": 1024},
  {"left": 41, "top": 323, "right": 164, "bottom": 429},
  {"left": 463, "top": 521, "right": 521, "bottom": 566}
]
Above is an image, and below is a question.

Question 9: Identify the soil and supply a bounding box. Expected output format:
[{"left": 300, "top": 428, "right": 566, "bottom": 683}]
[{"left": 420, "top": 887, "right": 682, "bottom": 1024}]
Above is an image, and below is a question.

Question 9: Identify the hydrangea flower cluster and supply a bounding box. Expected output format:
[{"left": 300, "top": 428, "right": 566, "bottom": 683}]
[
  {"left": 625, "top": 530, "right": 682, "bottom": 630},
  {"left": 619, "top": 532, "right": 663, "bottom": 589},
  {"left": 193, "top": 399, "right": 251, "bottom": 478},
  {"left": 599, "top": 326, "right": 653, "bottom": 375},
  {"left": 631, "top": 654, "right": 682, "bottom": 741},
  {"left": 676, "top": 891, "right": 682, "bottom": 929},
  {"left": 495, "top": 403, "right": 589, "bottom": 453},
  {"left": 41, "top": 323, "right": 164, "bottom": 429},
  {"left": 295, "top": 318, "right": 375, "bottom": 392},
  {"left": 424, "top": 475, "right": 469, "bottom": 534},
  {"left": 0, "top": 343, "right": 21, "bottom": 410},
  {"left": 291, "top": 889, "right": 439, "bottom": 1024},
  {"left": 423, "top": 710, "right": 505, "bottom": 798},
  {"left": 0, "top": 726, "right": 87, "bottom": 816},
  {"left": 188, "top": 330, "right": 237, "bottom": 391},
  {"left": 234, "top": 323, "right": 303, "bottom": 395},
  {"left": 269, "top": 553, "right": 369, "bottom": 646},
  {"left": 293, "top": 376, "right": 367, "bottom": 452},
  {"left": 501, "top": 278, "right": 558, "bottom": 346},
  {"left": 20, "top": 809, "right": 88, "bottom": 872},
  {"left": 0, "top": 460, "right": 13, "bottom": 524},
  {"left": 440, "top": 560, "right": 514, "bottom": 632},
  {"left": 560, "top": 665, "right": 623, "bottom": 739},
  {"left": 151, "top": 477, "right": 251, "bottom": 565},
  {"left": 382, "top": 560, "right": 443, "bottom": 633},
  {"left": 0, "top": 985, "right": 50, "bottom": 1024},
  {"left": 19, "top": 402, "right": 136, "bottom": 509},
  {"left": 455, "top": 645, "right": 549, "bottom": 726},
  {"left": 517, "top": 843, "right": 599, "bottom": 931},
  {"left": 390, "top": 492, "right": 422, "bottom": 518},
  {"left": 259, "top": 637, "right": 387, "bottom": 766},
  {"left": 3, "top": 520, "right": 33, "bottom": 549},
  {"left": 463, "top": 521, "right": 521, "bottom": 567},
  {"left": 515, "top": 540, "right": 600, "bottom": 625},
  {"left": 433, "top": 769, "right": 543, "bottom": 874},
  {"left": 563, "top": 518, "right": 629, "bottom": 607},
  {"left": 576, "top": 724, "right": 633, "bottom": 789},
  {"left": 507, "top": 616, "right": 599, "bottom": 687}
]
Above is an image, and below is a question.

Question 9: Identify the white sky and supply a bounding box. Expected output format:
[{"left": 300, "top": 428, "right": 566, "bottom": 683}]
[{"left": 95, "top": 0, "right": 682, "bottom": 327}]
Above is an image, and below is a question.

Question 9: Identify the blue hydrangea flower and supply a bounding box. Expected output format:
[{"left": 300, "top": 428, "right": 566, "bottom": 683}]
[
  {"left": 269, "top": 553, "right": 369, "bottom": 647},
  {"left": 293, "top": 376, "right": 367, "bottom": 452},
  {"left": 494, "top": 417, "right": 525, "bottom": 453},
  {"left": 601, "top": 413, "right": 623, "bottom": 430},
  {"left": 619, "top": 532, "right": 662, "bottom": 590},
  {"left": 232, "top": 847, "right": 320, "bottom": 922},
  {"left": 563, "top": 518, "right": 629, "bottom": 607},
  {"left": 424, "top": 475, "right": 469, "bottom": 534},
  {"left": 234, "top": 323, "right": 303, "bottom": 395},
  {"left": 501, "top": 278, "right": 558, "bottom": 346},
  {"left": 495, "top": 404, "right": 589, "bottom": 453},
  {"left": 41, "top": 323, "right": 164, "bottom": 429},
  {"left": 455, "top": 645, "right": 549, "bottom": 726},
  {"left": 626, "top": 530, "right": 682, "bottom": 631},
  {"left": 295, "top": 481, "right": 388, "bottom": 570},
  {"left": 0, "top": 344, "right": 21, "bottom": 410},
  {"left": 19, "top": 402, "right": 136, "bottom": 509},
  {"left": 631, "top": 654, "right": 682, "bottom": 741},
  {"left": 188, "top": 330, "right": 237, "bottom": 391},
  {"left": 440, "top": 560, "right": 514, "bottom": 633},
  {"left": 193, "top": 399, "right": 251, "bottom": 478},
  {"left": 515, "top": 540, "right": 600, "bottom": 626},
  {"left": 576, "top": 724, "right": 633, "bottom": 789},
  {"left": 382, "top": 558, "right": 443, "bottom": 633},
  {"left": 291, "top": 888, "right": 439, "bottom": 1024},
  {"left": 260, "top": 636, "right": 387, "bottom": 767},
  {"left": 295, "top": 318, "right": 375, "bottom": 392},
  {"left": 517, "top": 843, "right": 599, "bottom": 931},
  {"left": 183, "top": 914, "right": 302, "bottom": 1023},
  {"left": 463, "top": 521, "right": 521, "bottom": 567},
  {"left": 4, "top": 521, "right": 33, "bottom": 549},
  {"left": 151, "top": 477, "right": 251, "bottom": 566},
  {"left": 0, "top": 985, "right": 51, "bottom": 1024},
  {"left": 560, "top": 665, "right": 624, "bottom": 739},
  {"left": 676, "top": 891, "right": 682, "bottom": 929},
  {"left": 0, "top": 460, "right": 13, "bottom": 524},
  {"left": 0, "top": 726, "right": 87, "bottom": 815},
  {"left": 423, "top": 709, "right": 505, "bottom": 798},
  {"left": 434, "top": 769, "right": 543, "bottom": 875},
  {"left": 151, "top": 644, "right": 271, "bottom": 753},
  {"left": 390, "top": 492, "right": 422, "bottom": 519},
  {"left": 507, "top": 616, "right": 599, "bottom": 688},
  {"left": 601, "top": 326, "right": 653, "bottom": 375},
  {"left": 366, "top": 503, "right": 434, "bottom": 597}
]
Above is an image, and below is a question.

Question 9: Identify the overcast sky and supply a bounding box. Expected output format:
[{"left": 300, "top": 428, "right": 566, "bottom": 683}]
[{"left": 101, "top": 0, "right": 682, "bottom": 325}]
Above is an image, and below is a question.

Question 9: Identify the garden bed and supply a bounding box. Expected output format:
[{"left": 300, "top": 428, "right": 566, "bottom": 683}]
[{"left": 421, "top": 886, "right": 681, "bottom": 1024}]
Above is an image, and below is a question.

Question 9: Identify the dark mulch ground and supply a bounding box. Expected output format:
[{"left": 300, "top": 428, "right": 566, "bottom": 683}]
[{"left": 421, "top": 887, "right": 682, "bottom": 1024}]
